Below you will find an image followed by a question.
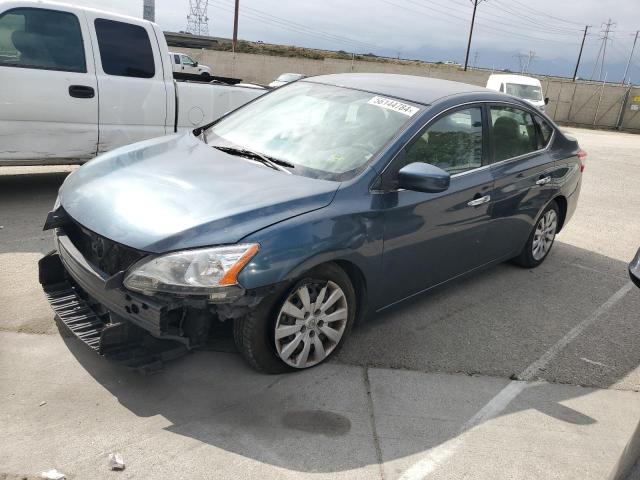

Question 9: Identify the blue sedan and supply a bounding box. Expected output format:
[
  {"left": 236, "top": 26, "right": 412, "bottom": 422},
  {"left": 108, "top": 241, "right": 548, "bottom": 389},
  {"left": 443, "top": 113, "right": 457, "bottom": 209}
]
[{"left": 39, "top": 73, "right": 585, "bottom": 373}]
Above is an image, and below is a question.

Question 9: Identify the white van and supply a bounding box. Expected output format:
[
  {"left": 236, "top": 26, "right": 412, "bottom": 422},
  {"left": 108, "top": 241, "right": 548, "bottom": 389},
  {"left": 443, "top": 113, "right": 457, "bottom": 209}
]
[{"left": 486, "top": 74, "right": 548, "bottom": 111}]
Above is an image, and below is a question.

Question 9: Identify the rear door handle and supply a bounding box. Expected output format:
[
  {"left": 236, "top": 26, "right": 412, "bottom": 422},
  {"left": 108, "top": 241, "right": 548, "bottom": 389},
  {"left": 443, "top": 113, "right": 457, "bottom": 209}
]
[
  {"left": 536, "top": 176, "right": 552, "bottom": 186},
  {"left": 68, "top": 85, "right": 95, "bottom": 99},
  {"left": 467, "top": 195, "right": 491, "bottom": 207}
]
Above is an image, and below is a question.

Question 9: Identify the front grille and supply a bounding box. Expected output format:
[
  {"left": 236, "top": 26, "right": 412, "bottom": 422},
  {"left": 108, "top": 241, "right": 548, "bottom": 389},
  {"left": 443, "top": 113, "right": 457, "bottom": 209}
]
[{"left": 62, "top": 219, "right": 146, "bottom": 276}]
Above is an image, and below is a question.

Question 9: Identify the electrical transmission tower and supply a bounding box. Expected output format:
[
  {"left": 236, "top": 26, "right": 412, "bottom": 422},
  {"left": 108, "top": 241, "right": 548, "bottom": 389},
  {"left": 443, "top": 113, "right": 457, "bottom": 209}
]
[
  {"left": 524, "top": 50, "right": 536, "bottom": 73},
  {"left": 514, "top": 52, "right": 526, "bottom": 72},
  {"left": 590, "top": 19, "right": 616, "bottom": 81},
  {"left": 186, "top": 0, "right": 210, "bottom": 36}
]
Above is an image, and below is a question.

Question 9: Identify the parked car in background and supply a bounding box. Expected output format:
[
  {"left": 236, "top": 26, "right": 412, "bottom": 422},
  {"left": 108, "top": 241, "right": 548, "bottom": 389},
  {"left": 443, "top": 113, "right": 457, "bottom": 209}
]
[
  {"left": 40, "top": 73, "right": 585, "bottom": 373},
  {"left": 169, "top": 51, "right": 212, "bottom": 77},
  {"left": 486, "top": 74, "right": 548, "bottom": 111},
  {"left": 630, "top": 249, "right": 640, "bottom": 289},
  {"left": 269, "top": 72, "right": 305, "bottom": 88},
  {"left": 0, "top": 1, "right": 265, "bottom": 166}
]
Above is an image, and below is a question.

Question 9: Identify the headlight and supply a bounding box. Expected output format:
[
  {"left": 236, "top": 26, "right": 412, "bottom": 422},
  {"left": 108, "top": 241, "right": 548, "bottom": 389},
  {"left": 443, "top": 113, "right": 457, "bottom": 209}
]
[{"left": 123, "top": 244, "right": 259, "bottom": 296}]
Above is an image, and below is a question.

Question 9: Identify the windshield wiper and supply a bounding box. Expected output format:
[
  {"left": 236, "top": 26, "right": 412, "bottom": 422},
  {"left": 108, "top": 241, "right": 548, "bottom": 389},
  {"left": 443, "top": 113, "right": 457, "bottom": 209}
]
[{"left": 214, "top": 146, "right": 294, "bottom": 174}]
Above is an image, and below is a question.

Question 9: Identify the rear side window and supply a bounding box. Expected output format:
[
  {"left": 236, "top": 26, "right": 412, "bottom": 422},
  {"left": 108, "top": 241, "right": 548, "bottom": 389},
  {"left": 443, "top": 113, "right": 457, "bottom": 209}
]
[
  {"left": 0, "top": 7, "right": 85, "bottom": 72},
  {"left": 490, "top": 106, "right": 538, "bottom": 162},
  {"left": 405, "top": 107, "right": 483, "bottom": 175},
  {"left": 173, "top": 54, "right": 180, "bottom": 64},
  {"left": 533, "top": 115, "right": 554, "bottom": 148},
  {"left": 94, "top": 19, "right": 154, "bottom": 78}
]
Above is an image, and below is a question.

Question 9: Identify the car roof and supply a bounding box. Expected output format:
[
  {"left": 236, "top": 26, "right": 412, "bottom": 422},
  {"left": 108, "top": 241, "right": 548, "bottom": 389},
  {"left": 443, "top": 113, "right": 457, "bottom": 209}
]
[
  {"left": 487, "top": 74, "right": 541, "bottom": 86},
  {"left": 304, "top": 73, "right": 490, "bottom": 105}
]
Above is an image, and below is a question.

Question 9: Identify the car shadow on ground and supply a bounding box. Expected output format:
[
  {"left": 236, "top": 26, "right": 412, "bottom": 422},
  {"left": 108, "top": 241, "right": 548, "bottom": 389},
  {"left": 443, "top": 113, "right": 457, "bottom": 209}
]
[
  {"left": 0, "top": 170, "right": 72, "bottom": 255},
  {"left": 56, "top": 240, "right": 640, "bottom": 473}
]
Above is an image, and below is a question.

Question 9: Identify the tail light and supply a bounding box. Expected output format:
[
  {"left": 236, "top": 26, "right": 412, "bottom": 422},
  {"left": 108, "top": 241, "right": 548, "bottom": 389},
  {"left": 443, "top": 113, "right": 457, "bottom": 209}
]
[{"left": 577, "top": 149, "right": 587, "bottom": 172}]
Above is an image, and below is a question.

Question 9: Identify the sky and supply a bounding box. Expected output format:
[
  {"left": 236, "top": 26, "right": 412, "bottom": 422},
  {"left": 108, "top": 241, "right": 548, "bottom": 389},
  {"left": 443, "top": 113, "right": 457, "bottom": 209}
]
[{"left": 72, "top": 0, "right": 639, "bottom": 82}]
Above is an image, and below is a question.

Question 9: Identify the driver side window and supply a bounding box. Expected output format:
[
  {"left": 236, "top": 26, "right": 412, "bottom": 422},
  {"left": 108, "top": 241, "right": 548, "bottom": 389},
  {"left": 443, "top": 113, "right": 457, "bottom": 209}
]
[
  {"left": 405, "top": 107, "right": 483, "bottom": 175},
  {"left": 181, "top": 55, "right": 194, "bottom": 66}
]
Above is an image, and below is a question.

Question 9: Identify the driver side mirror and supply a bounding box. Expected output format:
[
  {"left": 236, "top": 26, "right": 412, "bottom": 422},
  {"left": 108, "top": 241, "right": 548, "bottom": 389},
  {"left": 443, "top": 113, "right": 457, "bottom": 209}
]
[
  {"left": 397, "top": 162, "right": 450, "bottom": 193},
  {"left": 194, "top": 61, "right": 199, "bottom": 67},
  {"left": 544, "top": 97, "right": 550, "bottom": 105}
]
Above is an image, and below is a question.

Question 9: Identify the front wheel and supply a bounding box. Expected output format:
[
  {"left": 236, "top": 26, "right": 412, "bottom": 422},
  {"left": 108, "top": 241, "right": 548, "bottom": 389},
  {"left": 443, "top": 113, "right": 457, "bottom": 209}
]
[
  {"left": 513, "top": 201, "right": 560, "bottom": 268},
  {"left": 233, "top": 263, "right": 356, "bottom": 373}
]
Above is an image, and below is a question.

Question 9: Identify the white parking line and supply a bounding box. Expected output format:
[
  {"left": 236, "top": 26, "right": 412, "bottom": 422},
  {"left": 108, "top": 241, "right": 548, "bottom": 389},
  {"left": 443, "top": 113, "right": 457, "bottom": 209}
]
[{"left": 398, "top": 281, "right": 634, "bottom": 480}]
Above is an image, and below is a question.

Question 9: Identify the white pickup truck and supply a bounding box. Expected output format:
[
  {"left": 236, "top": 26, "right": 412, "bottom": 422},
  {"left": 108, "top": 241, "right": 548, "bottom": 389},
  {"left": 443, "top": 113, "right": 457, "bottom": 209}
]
[
  {"left": 0, "top": 1, "right": 266, "bottom": 165},
  {"left": 169, "top": 51, "right": 212, "bottom": 77}
]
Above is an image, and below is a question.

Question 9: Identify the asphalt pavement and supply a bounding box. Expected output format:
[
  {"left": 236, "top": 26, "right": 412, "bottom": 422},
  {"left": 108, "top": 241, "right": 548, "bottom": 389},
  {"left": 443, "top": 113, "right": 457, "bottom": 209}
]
[{"left": 1, "top": 128, "right": 639, "bottom": 479}]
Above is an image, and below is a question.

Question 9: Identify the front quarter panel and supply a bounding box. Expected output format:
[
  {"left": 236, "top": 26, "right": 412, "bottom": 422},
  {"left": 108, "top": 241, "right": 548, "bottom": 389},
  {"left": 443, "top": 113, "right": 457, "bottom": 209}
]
[{"left": 237, "top": 183, "right": 384, "bottom": 309}]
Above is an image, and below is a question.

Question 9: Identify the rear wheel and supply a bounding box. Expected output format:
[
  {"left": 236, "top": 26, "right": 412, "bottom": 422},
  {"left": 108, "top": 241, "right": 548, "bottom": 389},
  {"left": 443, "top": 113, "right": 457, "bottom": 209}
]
[
  {"left": 233, "top": 263, "right": 356, "bottom": 373},
  {"left": 513, "top": 201, "right": 559, "bottom": 268}
]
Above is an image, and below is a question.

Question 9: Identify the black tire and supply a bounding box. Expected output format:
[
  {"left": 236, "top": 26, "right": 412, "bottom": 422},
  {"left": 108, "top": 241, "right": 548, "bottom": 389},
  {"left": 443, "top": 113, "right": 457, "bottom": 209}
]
[
  {"left": 200, "top": 72, "right": 211, "bottom": 78},
  {"left": 513, "top": 201, "right": 560, "bottom": 268},
  {"left": 233, "top": 263, "right": 356, "bottom": 373}
]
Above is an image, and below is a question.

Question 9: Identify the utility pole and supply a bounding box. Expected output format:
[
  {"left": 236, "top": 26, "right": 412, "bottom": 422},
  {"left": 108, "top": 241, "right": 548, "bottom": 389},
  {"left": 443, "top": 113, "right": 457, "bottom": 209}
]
[
  {"left": 464, "top": 0, "right": 486, "bottom": 71},
  {"left": 142, "top": 0, "right": 155, "bottom": 22},
  {"left": 232, "top": 0, "right": 240, "bottom": 53},
  {"left": 472, "top": 50, "right": 479, "bottom": 69},
  {"left": 621, "top": 30, "right": 639, "bottom": 85},
  {"left": 572, "top": 25, "right": 589, "bottom": 81},
  {"left": 591, "top": 19, "right": 615, "bottom": 81}
]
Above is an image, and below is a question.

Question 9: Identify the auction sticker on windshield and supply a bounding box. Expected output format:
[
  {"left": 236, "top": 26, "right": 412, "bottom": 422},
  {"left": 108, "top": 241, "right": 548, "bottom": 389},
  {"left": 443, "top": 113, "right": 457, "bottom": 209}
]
[{"left": 367, "top": 96, "right": 420, "bottom": 116}]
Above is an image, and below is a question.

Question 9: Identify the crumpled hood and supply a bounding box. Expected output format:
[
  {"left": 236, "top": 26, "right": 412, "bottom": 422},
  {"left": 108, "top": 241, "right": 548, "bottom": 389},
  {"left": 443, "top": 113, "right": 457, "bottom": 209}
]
[{"left": 59, "top": 133, "right": 340, "bottom": 253}]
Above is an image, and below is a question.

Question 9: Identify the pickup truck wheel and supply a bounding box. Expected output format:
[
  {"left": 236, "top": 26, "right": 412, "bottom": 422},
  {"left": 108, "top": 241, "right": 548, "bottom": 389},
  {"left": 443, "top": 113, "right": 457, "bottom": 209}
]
[
  {"left": 513, "top": 201, "right": 559, "bottom": 268},
  {"left": 200, "top": 72, "right": 211, "bottom": 78},
  {"left": 233, "top": 263, "right": 356, "bottom": 373}
]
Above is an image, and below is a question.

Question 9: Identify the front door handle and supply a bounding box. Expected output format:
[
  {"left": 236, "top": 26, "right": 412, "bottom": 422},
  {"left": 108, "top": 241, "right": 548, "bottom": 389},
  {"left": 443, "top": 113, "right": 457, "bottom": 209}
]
[
  {"left": 467, "top": 195, "right": 491, "bottom": 207},
  {"left": 68, "top": 85, "right": 95, "bottom": 99},
  {"left": 536, "top": 176, "right": 552, "bottom": 186}
]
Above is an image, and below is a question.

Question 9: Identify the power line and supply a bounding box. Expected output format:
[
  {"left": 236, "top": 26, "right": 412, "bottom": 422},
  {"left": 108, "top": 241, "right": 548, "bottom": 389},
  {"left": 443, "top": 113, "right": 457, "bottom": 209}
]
[
  {"left": 483, "top": 0, "right": 585, "bottom": 35},
  {"left": 504, "top": 0, "right": 586, "bottom": 27},
  {"left": 441, "top": 0, "right": 585, "bottom": 35},
  {"left": 410, "top": 0, "right": 582, "bottom": 38},
  {"left": 210, "top": 0, "right": 383, "bottom": 52},
  {"left": 385, "top": 0, "right": 582, "bottom": 47}
]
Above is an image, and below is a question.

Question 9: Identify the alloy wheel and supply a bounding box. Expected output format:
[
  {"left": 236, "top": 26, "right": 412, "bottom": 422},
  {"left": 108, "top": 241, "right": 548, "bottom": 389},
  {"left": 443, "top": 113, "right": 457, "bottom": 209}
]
[
  {"left": 274, "top": 280, "right": 348, "bottom": 368},
  {"left": 532, "top": 209, "right": 558, "bottom": 261}
]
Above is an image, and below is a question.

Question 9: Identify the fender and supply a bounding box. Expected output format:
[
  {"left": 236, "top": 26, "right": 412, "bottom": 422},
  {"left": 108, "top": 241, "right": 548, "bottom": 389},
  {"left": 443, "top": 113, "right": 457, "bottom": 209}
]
[{"left": 238, "top": 187, "right": 385, "bottom": 309}]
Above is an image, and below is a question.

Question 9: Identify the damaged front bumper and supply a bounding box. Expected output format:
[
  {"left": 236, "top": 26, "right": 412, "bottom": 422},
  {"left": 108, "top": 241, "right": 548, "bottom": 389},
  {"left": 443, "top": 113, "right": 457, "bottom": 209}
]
[{"left": 39, "top": 226, "right": 269, "bottom": 371}]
